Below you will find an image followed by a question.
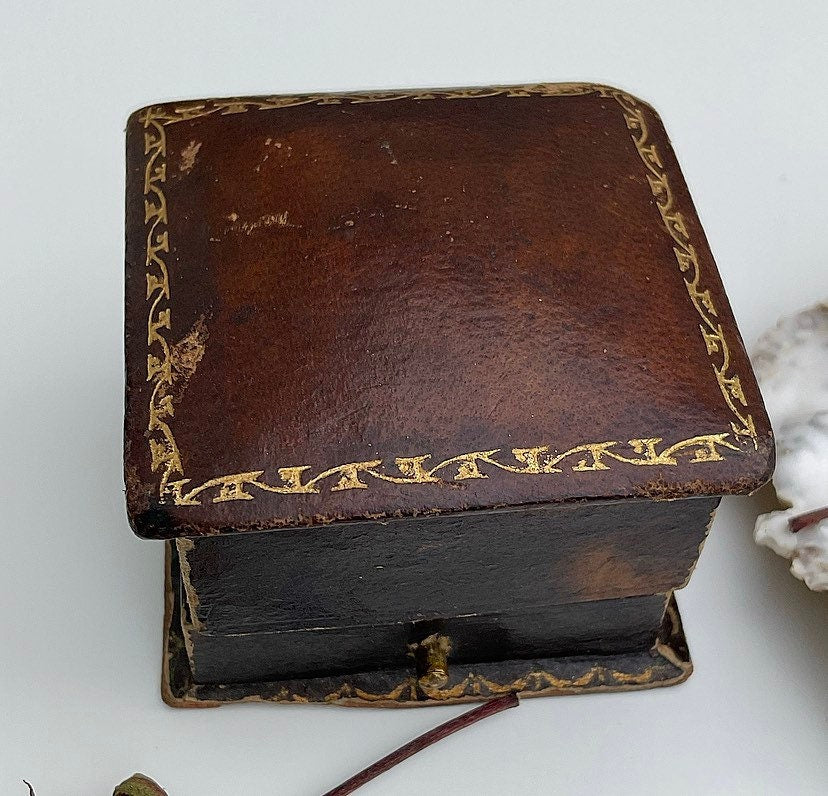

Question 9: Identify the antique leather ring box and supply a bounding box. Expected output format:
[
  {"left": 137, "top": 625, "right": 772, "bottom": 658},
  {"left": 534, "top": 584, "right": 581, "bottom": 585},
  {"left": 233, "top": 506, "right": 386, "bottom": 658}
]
[{"left": 124, "top": 83, "right": 774, "bottom": 707}]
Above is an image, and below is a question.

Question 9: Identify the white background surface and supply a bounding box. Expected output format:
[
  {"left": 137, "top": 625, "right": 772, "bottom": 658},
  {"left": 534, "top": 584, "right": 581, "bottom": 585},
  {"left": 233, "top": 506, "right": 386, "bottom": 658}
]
[{"left": 1, "top": 2, "right": 826, "bottom": 794}]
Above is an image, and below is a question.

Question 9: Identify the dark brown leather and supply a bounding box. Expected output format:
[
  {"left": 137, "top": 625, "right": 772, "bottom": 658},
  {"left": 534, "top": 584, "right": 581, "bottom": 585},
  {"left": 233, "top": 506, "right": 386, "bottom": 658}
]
[
  {"left": 185, "top": 592, "right": 672, "bottom": 685},
  {"left": 124, "top": 84, "right": 773, "bottom": 539},
  {"left": 180, "top": 498, "right": 717, "bottom": 634},
  {"left": 164, "top": 538, "right": 695, "bottom": 706},
  {"left": 177, "top": 495, "right": 716, "bottom": 683}
]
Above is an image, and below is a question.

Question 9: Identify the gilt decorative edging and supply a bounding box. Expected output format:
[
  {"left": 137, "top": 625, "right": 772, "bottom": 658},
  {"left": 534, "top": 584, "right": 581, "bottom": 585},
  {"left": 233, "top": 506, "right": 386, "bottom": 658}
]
[
  {"left": 163, "top": 434, "right": 737, "bottom": 506},
  {"left": 139, "top": 84, "right": 757, "bottom": 506},
  {"left": 612, "top": 93, "right": 757, "bottom": 445}
]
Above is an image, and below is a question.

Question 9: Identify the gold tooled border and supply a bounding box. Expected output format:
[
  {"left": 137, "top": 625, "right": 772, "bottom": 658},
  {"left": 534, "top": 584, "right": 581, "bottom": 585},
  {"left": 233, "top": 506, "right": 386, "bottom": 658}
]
[{"left": 138, "top": 83, "right": 756, "bottom": 507}]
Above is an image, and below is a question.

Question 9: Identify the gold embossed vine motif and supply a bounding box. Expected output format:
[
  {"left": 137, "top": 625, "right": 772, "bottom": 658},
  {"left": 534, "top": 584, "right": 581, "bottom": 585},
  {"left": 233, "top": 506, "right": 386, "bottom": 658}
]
[
  {"left": 612, "top": 93, "right": 757, "bottom": 446},
  {"left": 319, "top": 663, "right": 665, "bottom": 705},
  {"left": 142, "top": 110, "right": 184, "bottom": 498},
  {"left": 140, "top": 83, "right": 602, "bottom": 124},
  {"left": 237, "top": 660, "right": 665, "bottom": 705},
  {"left": 165, "top": 434, "right": 737, "bottom": 506},
  {"left": 140, "top": 84, "right": 756, "bottom": 506}
]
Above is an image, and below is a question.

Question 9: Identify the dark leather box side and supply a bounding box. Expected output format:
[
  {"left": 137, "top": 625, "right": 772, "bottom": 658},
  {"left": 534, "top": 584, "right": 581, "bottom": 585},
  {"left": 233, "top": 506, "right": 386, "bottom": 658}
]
[{"left": 177, "top": 497, "right": 716, "bottom": 682}]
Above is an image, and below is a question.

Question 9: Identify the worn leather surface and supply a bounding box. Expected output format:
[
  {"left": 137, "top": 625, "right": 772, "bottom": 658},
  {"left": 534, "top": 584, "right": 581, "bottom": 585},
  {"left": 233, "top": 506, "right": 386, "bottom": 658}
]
[
  {"left": 163, "top": 541, "right": 693, "bottom": 705},
  {"left": 124, "top": 85, "right": 773, "bottom": 539},
  {"left": 179, "top": 497, "right": 717, "bottom": 633},
  {"left": 186, "top": 592, "right": 670, "bottom": 684}
]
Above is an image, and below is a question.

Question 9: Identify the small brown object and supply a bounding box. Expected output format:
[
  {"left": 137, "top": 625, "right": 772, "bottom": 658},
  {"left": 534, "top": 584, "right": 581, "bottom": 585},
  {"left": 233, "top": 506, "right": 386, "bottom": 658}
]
[
  {"left": 323, "top": 693, "right": 519, "bottom": 795},
  {"left": 789, "top": 506, "right": 828, "bottom": 533},
  {"left": 124, "top": 84, "right": 775, "bottom": 707}
]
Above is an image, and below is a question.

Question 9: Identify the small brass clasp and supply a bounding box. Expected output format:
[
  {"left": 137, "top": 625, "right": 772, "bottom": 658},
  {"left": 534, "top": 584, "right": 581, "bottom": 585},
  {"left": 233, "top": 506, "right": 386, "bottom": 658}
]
[{"left": 410, "top": 633, "right": 452, "bottom": 689}]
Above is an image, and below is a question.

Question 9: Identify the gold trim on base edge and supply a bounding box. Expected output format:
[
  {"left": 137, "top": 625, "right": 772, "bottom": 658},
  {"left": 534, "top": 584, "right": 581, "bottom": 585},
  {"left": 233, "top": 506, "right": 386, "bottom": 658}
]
[{"left": 161, "top": 543, "right": 692, "bottom": 709}]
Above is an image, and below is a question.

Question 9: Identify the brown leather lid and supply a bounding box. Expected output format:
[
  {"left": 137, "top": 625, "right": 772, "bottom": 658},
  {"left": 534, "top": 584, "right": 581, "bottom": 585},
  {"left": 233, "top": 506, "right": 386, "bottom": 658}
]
[{"left": 124, "top": 83, "right": 773, "bottom": 539}]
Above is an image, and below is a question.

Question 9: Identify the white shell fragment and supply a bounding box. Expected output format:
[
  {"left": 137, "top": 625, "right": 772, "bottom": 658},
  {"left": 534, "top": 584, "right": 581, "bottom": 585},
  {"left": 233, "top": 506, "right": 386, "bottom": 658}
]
[{"left": 752, "top": 303, "right": 828, "bottom": 591}]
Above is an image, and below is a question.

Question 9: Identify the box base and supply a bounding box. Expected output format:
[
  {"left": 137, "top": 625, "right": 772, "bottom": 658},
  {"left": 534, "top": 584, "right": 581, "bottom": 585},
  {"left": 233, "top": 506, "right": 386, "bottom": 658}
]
[{"left": 162, "top": 543, "right": 692, "bottom": 708}]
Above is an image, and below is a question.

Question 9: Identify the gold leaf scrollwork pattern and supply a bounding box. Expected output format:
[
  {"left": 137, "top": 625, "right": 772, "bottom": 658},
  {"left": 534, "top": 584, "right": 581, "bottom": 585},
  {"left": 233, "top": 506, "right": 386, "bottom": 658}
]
[
  {"left": 141, "top": 109, "right": 184, "bottom": 496},
  {"left": 610, "top": 91, "right": 757, "bottom": 446},
  {"left": 163, "top": 434, "right": 738, "bottom": 506},
  {"left": 138, "top": 84, "right": 755, "bottom": 506},
  {"left": 415, "top": 665, "right": 659, "bottom": 702}
]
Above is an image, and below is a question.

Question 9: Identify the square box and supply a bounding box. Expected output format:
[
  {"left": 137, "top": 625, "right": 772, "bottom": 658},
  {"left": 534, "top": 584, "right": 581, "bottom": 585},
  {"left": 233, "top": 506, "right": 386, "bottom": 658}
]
[{"left": 124, "top": 84, "right": 773, "bottom": 706}]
